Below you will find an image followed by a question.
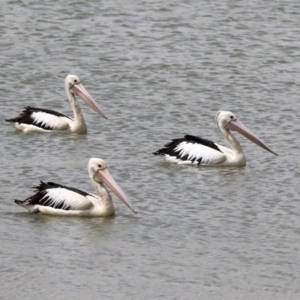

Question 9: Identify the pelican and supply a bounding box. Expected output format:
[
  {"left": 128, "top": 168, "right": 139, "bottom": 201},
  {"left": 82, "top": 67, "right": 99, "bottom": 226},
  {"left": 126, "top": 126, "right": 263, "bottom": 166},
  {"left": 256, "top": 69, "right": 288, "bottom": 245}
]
[
  {"left": 14, "top": 158, "right": 137, "bottom": 217},
  {"left": 153, "top": 111, "right": 277, "bottom": 167},
  {"left": 6, "top": 74, "right": 107, "bottom": 133}
]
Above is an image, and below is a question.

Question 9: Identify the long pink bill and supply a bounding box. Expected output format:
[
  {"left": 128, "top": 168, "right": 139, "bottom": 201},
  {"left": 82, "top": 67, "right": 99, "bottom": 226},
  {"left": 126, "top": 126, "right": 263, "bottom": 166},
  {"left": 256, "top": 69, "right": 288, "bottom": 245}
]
[
  {"left": 226, "top": 119, "right": 278, "bottom": 156},
  {"left": 70, "top": 83, "right": 107, "bottom": 119},
  {"left": 94, "top": 168, "right": 137, "bottom": 214}
]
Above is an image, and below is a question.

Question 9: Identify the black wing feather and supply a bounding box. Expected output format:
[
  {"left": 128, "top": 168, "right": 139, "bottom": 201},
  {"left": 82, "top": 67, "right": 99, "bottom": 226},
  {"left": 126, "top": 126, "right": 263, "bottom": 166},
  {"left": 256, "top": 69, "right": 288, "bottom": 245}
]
[
  {"left": 153, "top": 134, "right": 222, "bottom": 158},
  {"left": 6, "top": 106, "right": 72, "bottom": 130},
  {"left": 15, "top": 181, "right": 93, "bottom": 210}
]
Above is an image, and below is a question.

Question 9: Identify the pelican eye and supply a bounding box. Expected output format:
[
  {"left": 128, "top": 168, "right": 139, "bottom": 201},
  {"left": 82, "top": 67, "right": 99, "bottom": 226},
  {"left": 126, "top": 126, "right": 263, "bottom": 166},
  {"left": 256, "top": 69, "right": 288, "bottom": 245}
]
[
  {"left": 230, "top": 115, "right": 234, "bottom": 119},
  {"left": 98, "top": 164, "right": 102, "bottom": 168},
  {"left": 69, "top": 80, "right": 80, "bottom": 90}
]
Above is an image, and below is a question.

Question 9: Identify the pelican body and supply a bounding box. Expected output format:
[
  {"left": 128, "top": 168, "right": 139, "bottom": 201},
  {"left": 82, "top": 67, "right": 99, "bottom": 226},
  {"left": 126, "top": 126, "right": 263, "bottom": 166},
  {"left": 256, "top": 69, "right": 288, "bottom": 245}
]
[
  {"left": 153, "top": 111, "right": 277, "bottom": 167},
  {"left": 15, "top": 158, "right": 136, "bottom": 217},
  {"left": 6, "top": 75, "right": 107, "bottom": 134}
]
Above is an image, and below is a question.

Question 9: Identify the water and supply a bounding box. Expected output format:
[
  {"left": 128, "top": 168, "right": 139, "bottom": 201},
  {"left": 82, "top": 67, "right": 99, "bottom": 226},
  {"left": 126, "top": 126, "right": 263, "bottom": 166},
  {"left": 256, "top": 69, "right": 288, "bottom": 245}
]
[{"left": 1, "top": 0, "right": 300, "bottom": 299}]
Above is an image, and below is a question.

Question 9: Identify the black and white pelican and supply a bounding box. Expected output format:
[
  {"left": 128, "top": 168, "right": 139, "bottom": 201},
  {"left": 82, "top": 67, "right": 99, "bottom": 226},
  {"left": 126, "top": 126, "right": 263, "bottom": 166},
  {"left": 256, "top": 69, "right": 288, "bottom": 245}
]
[
  {"left": 14, "top": 158, "right": 137, "bottom": 217},
  {"left": 6, "top": 74, "right": 107, "bottom": 134},
  {"left": 153, "top": 111, "right": 277, "bottom": 167}
]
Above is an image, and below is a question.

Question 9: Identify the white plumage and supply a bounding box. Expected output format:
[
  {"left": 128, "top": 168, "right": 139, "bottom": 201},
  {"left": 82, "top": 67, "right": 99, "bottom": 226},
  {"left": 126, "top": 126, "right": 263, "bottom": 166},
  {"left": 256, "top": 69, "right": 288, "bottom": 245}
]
[
  {"left": 173, "top": 141, "right": 225, "bottom": 165},
  {"left": 42, "top": 188, "right": 93, "bottom": 211},
  {"left": 31, "top": 112, "right": 71, "bottom": 131}
]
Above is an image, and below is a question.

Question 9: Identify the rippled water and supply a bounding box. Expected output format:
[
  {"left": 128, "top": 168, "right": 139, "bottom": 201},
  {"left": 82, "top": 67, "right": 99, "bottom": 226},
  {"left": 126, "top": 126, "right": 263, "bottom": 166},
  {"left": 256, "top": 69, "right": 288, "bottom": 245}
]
[{"left": 1, "top": 1, "right": 300, "bottom": 299}]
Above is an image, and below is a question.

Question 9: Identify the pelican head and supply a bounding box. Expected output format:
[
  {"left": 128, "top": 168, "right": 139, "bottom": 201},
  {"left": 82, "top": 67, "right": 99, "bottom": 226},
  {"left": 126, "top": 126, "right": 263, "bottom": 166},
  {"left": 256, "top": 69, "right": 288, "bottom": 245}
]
[
  {"left": 216, "top": 111, "right": 277, "bottom": 156},
  {"left": 65, "top": 75, "right": 107, "bottom": 119},
  {"left": 88, "top": 158, "right": 137, "bottom": 213}
]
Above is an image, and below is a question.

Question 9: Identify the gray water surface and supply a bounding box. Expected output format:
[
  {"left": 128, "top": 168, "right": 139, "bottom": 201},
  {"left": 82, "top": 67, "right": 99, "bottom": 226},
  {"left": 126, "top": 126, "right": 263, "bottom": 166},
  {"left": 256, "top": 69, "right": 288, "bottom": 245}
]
[{"left": 1, "top": 1, "right": 300, "bottom": 299}]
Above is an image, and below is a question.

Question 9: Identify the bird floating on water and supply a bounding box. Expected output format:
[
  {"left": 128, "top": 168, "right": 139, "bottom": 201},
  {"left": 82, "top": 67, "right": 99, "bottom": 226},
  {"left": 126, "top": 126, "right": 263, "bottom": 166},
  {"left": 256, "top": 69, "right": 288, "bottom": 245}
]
[
  {"left": 153, "top": 110, "right": 277, "bottom": 167},
  {"left": 6, "top": 74, "right": 107, "bottom": 134},
  {"left": 15, "top": 158, "right": 136, "bottom": 217}
]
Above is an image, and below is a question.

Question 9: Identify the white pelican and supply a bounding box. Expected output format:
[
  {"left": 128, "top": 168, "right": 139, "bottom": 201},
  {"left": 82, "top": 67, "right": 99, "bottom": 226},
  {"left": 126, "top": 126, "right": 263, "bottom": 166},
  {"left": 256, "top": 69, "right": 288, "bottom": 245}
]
[
  {"left": 153, "top": 111, "right": 277, "bottom": 167},
  {"left": 14, "top": 158, "right": 137, "bottom": 217},
  {"left": 6, "top": 74, "right": 107, "bottom": 134}
]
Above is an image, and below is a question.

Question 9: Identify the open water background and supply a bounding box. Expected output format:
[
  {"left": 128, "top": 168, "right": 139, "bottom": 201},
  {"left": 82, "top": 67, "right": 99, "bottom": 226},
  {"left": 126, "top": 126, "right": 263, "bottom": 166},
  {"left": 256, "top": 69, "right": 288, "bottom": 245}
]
[{"left": 1, "top": 0, "right": 300, "bottom": 299}]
